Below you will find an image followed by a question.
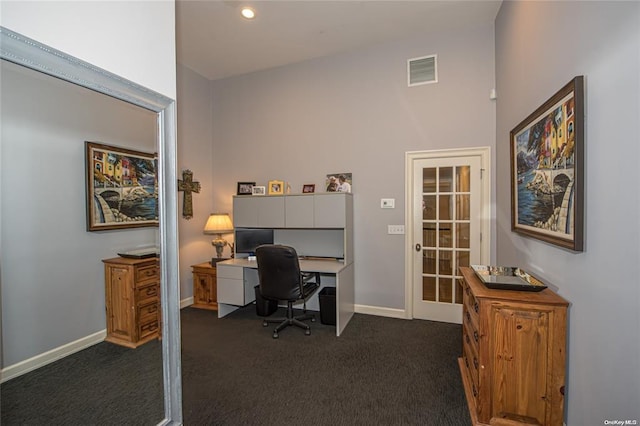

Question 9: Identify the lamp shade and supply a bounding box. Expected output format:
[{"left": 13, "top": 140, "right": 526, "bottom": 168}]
[{"left": 203, "top": 213, "right": 234, "bottom": 234}]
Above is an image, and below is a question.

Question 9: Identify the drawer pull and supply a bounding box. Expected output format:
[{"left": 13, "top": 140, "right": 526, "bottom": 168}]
[
  {"left": 143, "top": 323, "right": 158, "bottom": 332},
  {"left": 473, "top": 331, "right": 479, "bottom": 342}
]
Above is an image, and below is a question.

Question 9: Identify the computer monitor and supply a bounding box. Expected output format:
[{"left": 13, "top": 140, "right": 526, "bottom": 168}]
[{"left": 234, "top": 228, "right": 274, "bottom": 255}]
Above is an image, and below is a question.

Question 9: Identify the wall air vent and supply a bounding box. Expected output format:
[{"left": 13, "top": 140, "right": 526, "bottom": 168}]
[{"left": 408, "top": 54, "right": 437, "bottom": 87}]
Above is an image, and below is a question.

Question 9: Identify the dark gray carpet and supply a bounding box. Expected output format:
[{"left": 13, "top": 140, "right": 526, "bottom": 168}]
[
  {"left": 0, "top": 338, "right": 164, "bottom": 425},
  {"left": 2, "top": 306, "right": 470, "bottom": 425},
  {"left": 181, "top": 306, "right": 470, "bottom": 426}
]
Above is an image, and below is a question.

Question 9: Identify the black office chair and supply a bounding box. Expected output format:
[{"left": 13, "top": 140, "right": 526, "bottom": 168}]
[{"left": 256, "top": 244, "right": 320, "bottom": 338}]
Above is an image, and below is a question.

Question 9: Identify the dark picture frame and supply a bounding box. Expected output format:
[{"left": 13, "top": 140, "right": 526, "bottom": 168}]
[
  {"left": 237, "top": 181, "right": 255, "bottom": 195},
  {"left": 85, "top": 141, "right": 158, "bottom": 231},
  {"left": 510, "top": 76, "right": 584, "bottom": 251},
  {"left": 302, "top": 184, "right": 315, "bottom": 193}
]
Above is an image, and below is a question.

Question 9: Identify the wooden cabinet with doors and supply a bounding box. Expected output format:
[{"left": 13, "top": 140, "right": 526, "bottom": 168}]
[
  {"left": 103, "top": 256, "right": 161, "bottom": 348},
  {"left": 191, "top": 261, "right": 224, "bottom": 310},
  {"left": 458, "top": 267, "right": 568, "bottom": 426}
]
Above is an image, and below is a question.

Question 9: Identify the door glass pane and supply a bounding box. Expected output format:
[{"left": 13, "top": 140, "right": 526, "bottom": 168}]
[
  {"left": 423, "top": 224, "right": 436, "bottom": 248},
  {"left": 456, "top": 223, "right": 470, "bottom": 248},
  {"left": 456, "top": 250, "right": 470, "bottom": 268},
  {"left": 439, "top": 226, "right": 452, "bottom": 248},
  {"left": 455, "top": 278, "right": 464, "bottom": 304},
  {"left": 423, "top": 276, "right": 436, "bottom": 301},
  {"left": 456, "top": 194, "right": 470, "bottom": 220},
  {"left": 439, "top": 167, "right": 453, "bottom": 192},
  {"left": 456, "top": 165, "right": 470, "bottom": 192},
  {"left": 439, "top": 249, "right": 453, "bottom": 275},
  {"left": 423, "top": 195, "right": 436, "bottom": 220},
  {"left": 423, "top": 168, "right": 437, "bottom": 192},
  {"left": 423, "top": 250, "right": 436, "bottom": 274},
  {"left": 439, "top": 278, "right": 453, "bottom": 303},
  {"left": 439, "top": 194, "right": 452, "bottom": 220}
]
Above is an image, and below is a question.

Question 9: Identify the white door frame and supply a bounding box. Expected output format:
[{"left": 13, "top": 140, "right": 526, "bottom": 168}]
[{"left": 404, "top": 147, "right": 491, "bottom": 319}]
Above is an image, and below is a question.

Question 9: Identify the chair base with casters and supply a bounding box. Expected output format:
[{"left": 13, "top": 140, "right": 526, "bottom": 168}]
[{"left": 262, "top": 300, "right": 315, "bottom": 339}]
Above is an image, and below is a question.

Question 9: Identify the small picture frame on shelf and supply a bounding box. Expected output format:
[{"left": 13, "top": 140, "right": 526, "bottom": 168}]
[
  {"left": 326, "top": 173, "right": 352, "bottom": 193},
  {"left": 302, "top": 184, "right": 315, "bottom": 193},
  {"left": 252, "top": 186, "right": 266, "bottom": 195},
  {"left": 268, "top": 180, "right": 285, "bottom": 195},
  {"left": 237, "top": 182, "right": 255, "bottom": 195}
]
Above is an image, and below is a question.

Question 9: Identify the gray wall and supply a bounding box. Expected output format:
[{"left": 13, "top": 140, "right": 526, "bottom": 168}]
[
  {"left": 210, "top": 25, "right": 496, "bottom": 310},
  {"left": 176, "top": 63, "right": 216, "bottom": 301},
  {"left": 495, "top": 1, "right": 640, "bottom": 423},
  {"left": 0, "top": 61, "right": 157, "bottom": 367}
]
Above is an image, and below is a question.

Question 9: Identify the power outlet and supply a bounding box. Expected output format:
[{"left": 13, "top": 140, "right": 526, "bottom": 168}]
[{"left": 388, "top": 225, "right": 405, "bottom": 235}]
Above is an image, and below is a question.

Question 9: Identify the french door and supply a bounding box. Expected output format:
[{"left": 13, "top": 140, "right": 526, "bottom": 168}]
[{"left": 407, "top": 149, "right": 489, "bottom": 323}]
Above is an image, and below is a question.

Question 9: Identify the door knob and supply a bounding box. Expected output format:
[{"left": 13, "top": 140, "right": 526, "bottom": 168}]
[{"left": 415, "top": 243, "right": 421, "bottom": 252}]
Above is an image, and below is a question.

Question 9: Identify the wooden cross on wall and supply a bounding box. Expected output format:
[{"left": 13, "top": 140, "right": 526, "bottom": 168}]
[{"left": 177, "top": 169, "right": 200, "bottom": 219}]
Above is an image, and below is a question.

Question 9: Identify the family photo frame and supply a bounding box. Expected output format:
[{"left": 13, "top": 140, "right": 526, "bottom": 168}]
[
  {"left": 268, "top": 180, "right": 284, "bottom": 195},
  {"left": 237, "top": 182, "right": 255, "bottom": 195},
  {"left": 510, "top": 76, "right": 584, "bottom": 251}
]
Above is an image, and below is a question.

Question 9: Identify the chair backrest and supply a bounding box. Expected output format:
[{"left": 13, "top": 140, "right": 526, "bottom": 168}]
[{"left": 256, "top": 244, "right": 303, "bottom": 301}]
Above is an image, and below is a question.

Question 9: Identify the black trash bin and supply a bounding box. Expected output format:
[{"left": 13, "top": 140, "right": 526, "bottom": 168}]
[
  {"left": 318, "top": 287, "right": 336, "bottom": 325},
  {"left": 254, "top": 285, "right": 277, "bottom": 317}
]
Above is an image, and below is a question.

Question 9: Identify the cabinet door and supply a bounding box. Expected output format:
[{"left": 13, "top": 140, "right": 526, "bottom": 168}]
[
  {"left": 285, "top": 195, "right": 314, "bottom": 228},
  {"left": 106, "top": 265, "right": 135, "bottom": 342},
  {"left": 314, "top": 193, "right": 346, "bottom": 228},
  {"left": 487, "top": 304, "right": 550, "bottom": 425},
  {"left": 193, "top": 273, "right": 211, "bottom": 305},
  {"left": 233, "top": 196, "right": 259, "bottom": 227},
  {"left": 258, "top": 196, "right": 285, "bottom": 227}
]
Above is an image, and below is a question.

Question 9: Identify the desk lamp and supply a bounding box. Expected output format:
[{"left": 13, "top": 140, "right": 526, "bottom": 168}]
[{"left": 204, "top": 213, "right": 234, "bottom": 264}]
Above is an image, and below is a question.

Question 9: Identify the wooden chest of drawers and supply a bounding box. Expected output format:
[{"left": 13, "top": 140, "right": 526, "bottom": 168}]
[
  {"left": 103, "top": 256, "right": 161, "bottom": 348},
  {"left": 458, "top": 267, "right": 568, "bottom": 426}
]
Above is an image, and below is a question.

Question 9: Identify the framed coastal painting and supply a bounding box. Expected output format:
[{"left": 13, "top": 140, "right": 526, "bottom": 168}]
[
  {"left": 85, "top": 141, "right": 159, "bottom": 231},
  {"left": 510, "top": 76, "right": 584, "bottom": 251}
]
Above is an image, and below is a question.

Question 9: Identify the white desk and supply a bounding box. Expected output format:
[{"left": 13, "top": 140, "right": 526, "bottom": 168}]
[{"left": 216, "top": 258, "right": 355, "bottom": 336}]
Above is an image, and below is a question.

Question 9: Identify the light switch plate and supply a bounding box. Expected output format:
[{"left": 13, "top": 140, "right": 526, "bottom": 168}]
[
  {"left": 381, "top": 198, "right": 395, "bottom": 209},
  {"left": 388, "top": 225, "right": 405, "bottom": 234}
]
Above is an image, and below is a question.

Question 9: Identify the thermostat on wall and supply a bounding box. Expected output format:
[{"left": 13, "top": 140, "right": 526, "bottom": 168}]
[{"left": 381, "top": 198, "right": 395, "bottom": 209}]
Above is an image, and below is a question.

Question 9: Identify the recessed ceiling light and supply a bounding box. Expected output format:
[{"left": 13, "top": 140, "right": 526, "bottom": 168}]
[{"left": 241, "top": 7, "right": 255, "bottom": 20}]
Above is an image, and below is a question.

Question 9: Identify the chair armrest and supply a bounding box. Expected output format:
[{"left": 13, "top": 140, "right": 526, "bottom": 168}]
[{"left": 301, "top": 271, "right": 320, "bottom": 285}]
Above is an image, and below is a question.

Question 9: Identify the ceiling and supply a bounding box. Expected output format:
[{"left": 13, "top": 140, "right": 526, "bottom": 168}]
[{"left": 176, "top": 0, "right": 502, "bottom": 81}]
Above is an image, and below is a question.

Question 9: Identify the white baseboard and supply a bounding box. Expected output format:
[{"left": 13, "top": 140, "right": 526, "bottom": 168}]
[
  {"left": 1, "top": 329, "right": 106, "bottom": 383},
  {"left": 355, "top": 304, "right": 407, "bottom": 319},
  {"left": 180, "top": 297, "right": 194, "bottom": 309}
]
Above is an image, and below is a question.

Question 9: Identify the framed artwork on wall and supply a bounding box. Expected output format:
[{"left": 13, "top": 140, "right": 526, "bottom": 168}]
[
  {"left": 302, "top": 184, "right": 315, "bottom": 193},
  {"left": 510, "top": 76, "right": 584, "bottom": 251},
  {"left": 85, "top": 141, "right": 159, "bottom": 231}
]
